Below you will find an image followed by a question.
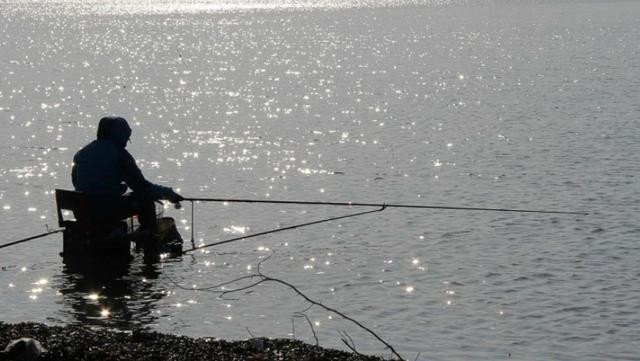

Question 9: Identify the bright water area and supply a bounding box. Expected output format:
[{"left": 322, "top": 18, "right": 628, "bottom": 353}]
[{"left": 1, "top": 0, "right": 639, "bottom": 360}]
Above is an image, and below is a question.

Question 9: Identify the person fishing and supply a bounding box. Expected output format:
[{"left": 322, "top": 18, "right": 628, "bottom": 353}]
[{"left": 71, "top": 116, "right": 183, "bottom": 234}]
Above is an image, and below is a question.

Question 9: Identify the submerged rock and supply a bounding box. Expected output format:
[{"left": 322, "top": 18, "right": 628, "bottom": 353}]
[{"left": 0, "top": 322, "right": 394, "bottom": 361}]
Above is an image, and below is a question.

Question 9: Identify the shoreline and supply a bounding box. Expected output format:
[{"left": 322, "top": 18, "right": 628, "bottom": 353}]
[{"left": 0, "top": 322, "right": 394, "bottom": 360}]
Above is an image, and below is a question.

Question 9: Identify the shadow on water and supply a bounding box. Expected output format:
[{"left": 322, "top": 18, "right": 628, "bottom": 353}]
[{"left": 55, "top": 252, "right": 173, "bottom": 330}]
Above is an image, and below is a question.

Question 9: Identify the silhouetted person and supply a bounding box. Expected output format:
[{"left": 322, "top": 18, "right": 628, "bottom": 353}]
[{"left": 71, "top": 116, "right": 183, "bottom": 231}]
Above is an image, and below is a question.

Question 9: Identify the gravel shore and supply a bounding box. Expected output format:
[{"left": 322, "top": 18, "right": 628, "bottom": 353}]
[{"left": 0, "top": 322, "right": 394, "bottom": 361}]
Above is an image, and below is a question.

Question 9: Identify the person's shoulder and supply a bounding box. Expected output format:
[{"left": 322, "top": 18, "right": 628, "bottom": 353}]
[
  {"left": 75, "top": 140, "right": 120, "bottom": 159},
  {"left": 73, "top": 141, "right": 94, "bottom": 158},
  {"left": 116, "top": 145, "right": 136, "bottom": 161}
]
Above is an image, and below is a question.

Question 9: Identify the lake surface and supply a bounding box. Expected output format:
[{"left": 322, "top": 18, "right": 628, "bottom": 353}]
[{"left": 1, "top": 0, "right": 639, "bottom": 359}]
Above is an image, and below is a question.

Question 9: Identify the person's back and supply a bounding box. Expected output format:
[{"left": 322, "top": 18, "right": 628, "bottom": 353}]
[{"left": 72, "top": 131, "right": 128, "bottom": 196}]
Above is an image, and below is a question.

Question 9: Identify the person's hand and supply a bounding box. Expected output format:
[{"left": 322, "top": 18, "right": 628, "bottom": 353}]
[{"left": 166, "top": 189, "right": 184, "bottom": 204}]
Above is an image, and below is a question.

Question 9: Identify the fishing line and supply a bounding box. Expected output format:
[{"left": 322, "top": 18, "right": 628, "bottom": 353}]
[
  {"left": 190, "top": 200, "right": 195, "bottom": 249},
  {"left": 184, "top": 197, "right": 587, "bottom": 215},
  {"left": 183, "top": 204, "right": 386, "bottom": 254},
  {"left": 0, "top": 229, "right": 64, "bottom": 251}
]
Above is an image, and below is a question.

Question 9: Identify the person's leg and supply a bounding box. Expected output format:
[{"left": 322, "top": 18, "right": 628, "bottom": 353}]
[
  {"left": 136, "top": 198, "right": 157, "bottom": 230},
  {"left": 122, "top": 193, "right": 157, "bottom": 230}
]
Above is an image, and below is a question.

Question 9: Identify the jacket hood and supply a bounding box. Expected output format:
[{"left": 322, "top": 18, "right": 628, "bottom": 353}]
[{"left": 97, "top": 116, "right": 132, "bottom": 147}]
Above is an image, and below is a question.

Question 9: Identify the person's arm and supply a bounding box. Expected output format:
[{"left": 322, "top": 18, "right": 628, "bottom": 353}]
[{"left": 120, "top": 149, "right": 182, "bottom": 202}]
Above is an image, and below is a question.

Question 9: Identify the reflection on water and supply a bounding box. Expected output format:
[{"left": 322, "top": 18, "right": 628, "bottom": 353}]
[
  {"left": 54, "top": 255, "right": 168, "bottom": 330},
  {"left": 1, "top": 0, "right": 468, "bottom": 15}
]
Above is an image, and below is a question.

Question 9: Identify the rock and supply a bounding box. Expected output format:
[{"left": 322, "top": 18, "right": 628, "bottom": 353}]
[
  {"left": 249, "top": 337, "right": 267, "bottom": 352},
  {"left": 1, "top": 337, "right": 47, "bottom": 361}
]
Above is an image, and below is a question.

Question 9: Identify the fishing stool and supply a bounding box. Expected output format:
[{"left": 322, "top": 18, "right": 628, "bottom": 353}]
[{"left": 55, "top": 189, "right": 131, "bottom": 259}]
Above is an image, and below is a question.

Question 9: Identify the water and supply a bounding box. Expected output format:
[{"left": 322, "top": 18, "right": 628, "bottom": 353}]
[{"left": 1, "top": 0, "right": 639, "bottom": 359}]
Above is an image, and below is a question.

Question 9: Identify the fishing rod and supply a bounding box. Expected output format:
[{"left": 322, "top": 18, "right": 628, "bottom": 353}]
[
  {"left": 183, "top": 204, "right": 386, "bottom": 253},
  {"left": 184, "top": 197, "right": 587, "bottom": 215},
  {"left": 0, "top": 229, "right": 64, "bottom": 250}
]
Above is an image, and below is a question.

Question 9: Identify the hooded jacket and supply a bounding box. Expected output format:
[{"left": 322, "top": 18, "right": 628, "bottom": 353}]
[{"left": 72, "top": 116, "right": 173, "bottom": 199}]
